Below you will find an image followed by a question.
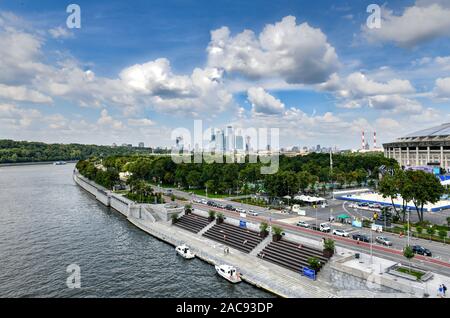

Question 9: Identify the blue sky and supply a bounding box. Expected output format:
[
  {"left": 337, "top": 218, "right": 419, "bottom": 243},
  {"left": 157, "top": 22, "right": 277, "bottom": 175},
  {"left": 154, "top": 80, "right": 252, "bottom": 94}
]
[{"left": 0, "top": 0, "right": 449, "bottom": 149}]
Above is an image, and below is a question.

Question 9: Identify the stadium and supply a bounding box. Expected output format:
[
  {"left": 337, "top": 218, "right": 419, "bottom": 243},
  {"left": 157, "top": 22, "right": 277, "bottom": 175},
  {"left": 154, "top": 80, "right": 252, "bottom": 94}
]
[{"left": 383, "top": 123, "right": 450, "bottom": 172}]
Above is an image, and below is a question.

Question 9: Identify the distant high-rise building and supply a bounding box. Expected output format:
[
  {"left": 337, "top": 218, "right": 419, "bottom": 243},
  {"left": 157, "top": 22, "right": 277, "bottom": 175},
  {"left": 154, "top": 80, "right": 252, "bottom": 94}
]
[
  {"left": 138, "top": 142, "right": 145, "bottom": 148},
  {"left": 245, "top": 136, "right": 251, "bottom": 152},
  {"left": 235, "top": 135, "right": 244, "bottom": 151},
  {"left": 215, "top": 129, "right": 225, "bottom": 152},
  {"left": 226, "top": 126, "right": 234, "bottom": 152},
  {"left": 112, "top": 143, "right": 117, "bottom": 148},
  {"left": 316, "top": 145, "right": 321, "bottom": 152}
]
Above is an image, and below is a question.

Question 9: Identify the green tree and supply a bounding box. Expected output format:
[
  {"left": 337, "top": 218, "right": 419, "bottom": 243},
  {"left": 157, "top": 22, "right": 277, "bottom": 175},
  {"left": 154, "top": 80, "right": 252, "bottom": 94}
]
[
  {"left": 406, "top": 171, "right": 445, "bottom": 222},
  {"left": 403, "top": 245, "right": 415, "bottom": 272},
  {"left": 438, "top": 230, "right": 448, "bottom": 242}
]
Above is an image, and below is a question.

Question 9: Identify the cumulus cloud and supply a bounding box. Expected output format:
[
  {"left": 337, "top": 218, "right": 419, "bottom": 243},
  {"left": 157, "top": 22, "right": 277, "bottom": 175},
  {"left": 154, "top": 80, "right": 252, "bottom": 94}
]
[
  {"left": 127, "top": 118, "right": 155, "bottom": 127},
  {"left": 97, "top": 109, "right": 125, "bottom": 130},
  {"left": 368, "top": 95, "right": 423, "bottom": 114},
  {"left": 362, "top": 2, "right": 450, "bottom": 47},
  {"left": 48, "top": 26, "right": 73, "bottom": 39},
  {"left": 247, "top": 87, "right": 285, "bottom": 115},
  {"left": 207, "top": 16, "right": 339, "bottom": 84},
  {"left": 433, "top": 77, "right": 450, "bottom": 99},
  {"left": 0, "top": 84, "right": 53, "bottom": 104}
]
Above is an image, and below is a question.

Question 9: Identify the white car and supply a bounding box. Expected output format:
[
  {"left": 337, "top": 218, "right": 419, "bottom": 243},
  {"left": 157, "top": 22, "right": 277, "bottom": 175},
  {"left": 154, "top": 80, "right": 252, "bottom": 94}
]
[
  {"left": 248, "top": 210, "right": 259, "bottom": 216},
  {"left": 296, "top": 221, "right": 310, "bottom": 228},
  {"left": 236, "top": 208, "right": 246, "bottom": 213},
  {"left": 332, "top": 229, "right": 350, "bottom": 237},
  {"left": 193, "top": 198, "right": 202, "bottom": 203},
  {"left": 200, "top": 199, "right": 208, "bottom": 205}
]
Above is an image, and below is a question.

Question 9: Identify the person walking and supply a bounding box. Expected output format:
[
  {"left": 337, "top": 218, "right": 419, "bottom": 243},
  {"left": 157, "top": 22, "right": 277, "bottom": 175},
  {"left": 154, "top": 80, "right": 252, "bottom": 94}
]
[
  {"left": 443, "top": 284, "right": 447, "bottom": 297},
  {"left": 438, "top": 285, "right": 444, "bottom": 298}
]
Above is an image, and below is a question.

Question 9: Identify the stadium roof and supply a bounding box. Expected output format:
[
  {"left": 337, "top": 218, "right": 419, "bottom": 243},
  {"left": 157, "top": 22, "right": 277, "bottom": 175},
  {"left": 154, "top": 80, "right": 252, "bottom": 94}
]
[{"left": 404, "top": 123, "right": 450, "bottom": 138}]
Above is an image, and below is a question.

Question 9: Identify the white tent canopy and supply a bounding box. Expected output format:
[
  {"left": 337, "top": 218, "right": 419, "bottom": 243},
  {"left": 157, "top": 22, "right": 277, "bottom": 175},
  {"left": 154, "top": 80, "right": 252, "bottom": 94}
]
[{"left": 293, "top": 195, "right": 326, "bottom": 203}]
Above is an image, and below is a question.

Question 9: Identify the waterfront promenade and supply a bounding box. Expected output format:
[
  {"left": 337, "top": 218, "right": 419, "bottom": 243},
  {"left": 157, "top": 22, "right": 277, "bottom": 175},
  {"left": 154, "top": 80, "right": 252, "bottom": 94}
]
[{"left": 72, "top": 170, "right": 429, "bottom": 298}]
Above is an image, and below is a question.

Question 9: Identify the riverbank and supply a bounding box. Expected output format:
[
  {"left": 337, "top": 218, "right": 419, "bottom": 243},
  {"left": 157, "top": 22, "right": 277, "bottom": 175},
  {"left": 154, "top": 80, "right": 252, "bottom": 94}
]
[{"left": 73, "top": 169, "right": 341, "bottom": 298}]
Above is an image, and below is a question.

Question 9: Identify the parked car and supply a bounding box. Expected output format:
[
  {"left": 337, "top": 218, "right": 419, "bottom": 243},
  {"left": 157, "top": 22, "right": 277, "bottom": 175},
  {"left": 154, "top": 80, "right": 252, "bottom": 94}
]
[
  {"left": 352, "top": 233, "right": 370, "bottom": 242},
  {"left": 225, "top": 204, "right": 235, "bottom": 211},
  {"left": 236, "top": 208, "right": 247, "bottom": 213},
  {"left": 412, "top": 245, "right": 432, "bottom": 257},
  {"left": 248, "top": 210, "right": 259, "bottom": 216},
  {"left": 200, "top": 199, "right": 208, "bottom": 205},
  {"left": 375, "top": 236, "right": 393, "bottom": 246},
  {"left": 333, "top": 229, "right": 350, "bottom": 237},
  {"left": 319, "top": 223, "right": 331, "bottom": 233},
  {"left": 193, "top": 198, "right": 202, "bottom": 204},
  {"left": 296, "top": 221, "right": 310, "bottom": 228}
]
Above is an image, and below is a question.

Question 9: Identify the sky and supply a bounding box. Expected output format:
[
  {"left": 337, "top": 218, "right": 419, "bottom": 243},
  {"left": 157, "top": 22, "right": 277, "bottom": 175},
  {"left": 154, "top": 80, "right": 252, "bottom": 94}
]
[{"left": 0, "top": 0, "right": 449, "bottom": 149}]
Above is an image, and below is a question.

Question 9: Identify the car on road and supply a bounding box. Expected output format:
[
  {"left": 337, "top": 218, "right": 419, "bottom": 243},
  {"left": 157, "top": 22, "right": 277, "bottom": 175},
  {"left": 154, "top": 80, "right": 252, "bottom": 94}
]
[
  {"left": 193, "top": 198, "right": 202, "bottom": 204},
  {"left": 352, "top": 233, "right": 370, "bottom": 242},
  {"left": 357, "top": 202, "right": 369, "bottom": 207},
  {"left": 319, "top": 223, "right": 331, "bottom": 233},
  {"left": 200, "top": 199, "right": 208, "bottom": 205},
  {"left": 248, "top": 210, "right": 259, "bottom": 216},
  {"left": 225, "top": 204, "right": 235, "bottom": 211},
  {"left": 412, "top": 245, "right": 432, "bottom": 257},
  {"left": 332, "top": 229, "right": 350, "bottom": 237},
  {"left": 236, "top": 208, "right": 246, "bottom": 213},
  {"left": 296, "top": 221, "right": 310, "bottom": 228},
  {"left": 375, "top": 236, "right": 393, "bottom": 246}
]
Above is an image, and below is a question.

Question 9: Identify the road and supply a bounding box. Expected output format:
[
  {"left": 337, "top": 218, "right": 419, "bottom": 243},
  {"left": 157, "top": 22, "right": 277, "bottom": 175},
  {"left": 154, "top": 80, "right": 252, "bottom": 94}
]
[{"left": 153, "top": 185, "right": 450, "bottom": 276}]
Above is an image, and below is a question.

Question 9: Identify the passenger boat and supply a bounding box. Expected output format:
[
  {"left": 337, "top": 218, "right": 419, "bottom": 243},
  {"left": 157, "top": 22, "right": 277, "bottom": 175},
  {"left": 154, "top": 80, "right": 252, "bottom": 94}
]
[
  {"left": 215, "top": 264, "right": 241, "bottom": 283},
  {"left": 175, "top": 244, "right": 195, "bottom": 259}
]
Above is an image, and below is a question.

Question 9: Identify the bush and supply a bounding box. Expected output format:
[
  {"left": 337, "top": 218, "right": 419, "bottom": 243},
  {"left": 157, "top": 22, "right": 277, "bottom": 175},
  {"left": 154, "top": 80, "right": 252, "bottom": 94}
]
[
  {"left": 323, "top": 238, "right": 335, "bottom": 251},
  {"left": 403, "top": 245, "right": 414, "bottom": 260},
  {"left": 259, "top": 222, "right": 269, "bottom": 232},
  {"left": 271, "top": 225, "right": 283, "bottom": 236},
  {"left": 307, "top": 257, "right": 321, "bottom": 271},
  {"left": 438, "top": 230, "right": 448, "bottom": 240},
  {"left": 415, "top": 226, "right": 423, "bottom": 234},
  {"left": 208, "top": 210, "right": 216, "bottom": 219},
  {"left": 427, "top": 227, "right": 435, "bottom": 236},
  {"left": 217, "top": 212, "right": 224, "bottom": 220},
  {"left": 171, "top": 213, "right": 179, "bottom": 223}
]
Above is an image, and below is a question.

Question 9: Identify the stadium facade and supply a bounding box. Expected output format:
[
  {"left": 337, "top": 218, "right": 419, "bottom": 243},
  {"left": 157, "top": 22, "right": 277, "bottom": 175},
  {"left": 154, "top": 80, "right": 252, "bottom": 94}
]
[{"left": 383, "top": 123, "right": 450, "bottom": 171}]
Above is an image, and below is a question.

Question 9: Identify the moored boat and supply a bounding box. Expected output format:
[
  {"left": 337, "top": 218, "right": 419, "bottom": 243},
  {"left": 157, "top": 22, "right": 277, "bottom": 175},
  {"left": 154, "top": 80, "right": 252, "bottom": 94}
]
[
  {"left": 215, "top": 264, "right": 241, "bottom": 283},
  {"left": 175, "top": 244, "right": 195, "bottom": 259}
]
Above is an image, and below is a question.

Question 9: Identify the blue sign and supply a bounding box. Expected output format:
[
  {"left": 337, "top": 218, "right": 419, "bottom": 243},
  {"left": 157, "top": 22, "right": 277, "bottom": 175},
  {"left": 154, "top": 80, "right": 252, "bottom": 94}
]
[
  {"left": 239, "top": 220, "right": 247, "bottom": 228},
  {"left": 302, "top": 267, "right": 316, "bottom": 280}
]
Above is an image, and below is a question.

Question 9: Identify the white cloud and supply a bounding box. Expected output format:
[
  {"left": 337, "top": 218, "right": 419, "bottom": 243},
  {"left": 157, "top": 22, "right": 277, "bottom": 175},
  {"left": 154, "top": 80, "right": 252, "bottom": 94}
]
[
  {"left": 368, "top": 95, "right": 423, "bottom": 114},
  {"left": 128, "top": 118, "right": 155, "bottom": 127},
  {"left": 0, "top": 84, "right": 53, "bottom": 104},
  {"left": 247, "top": 87, "right": 285, "bottom": 115},
  {"left": 433, "top": 77, "right": 450, "bottom": 99},
  {"left": 97, "top": 109, "right": 125, "bottom": 130},
  {"left": 362, "top": 2, "right": 450, "bottom": 47},
  {"left": 207, "top": 15, "right": 339, "bottom": 84},
  {"left": 48, "top": 26, "right": 73, "bottom": 39}
]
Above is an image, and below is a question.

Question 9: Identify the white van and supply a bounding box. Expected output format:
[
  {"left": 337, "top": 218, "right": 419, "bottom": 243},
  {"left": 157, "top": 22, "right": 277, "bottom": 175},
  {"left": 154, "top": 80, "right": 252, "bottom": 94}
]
[{"left": 292, "top": 205, "right": 306, "bottom": 216}]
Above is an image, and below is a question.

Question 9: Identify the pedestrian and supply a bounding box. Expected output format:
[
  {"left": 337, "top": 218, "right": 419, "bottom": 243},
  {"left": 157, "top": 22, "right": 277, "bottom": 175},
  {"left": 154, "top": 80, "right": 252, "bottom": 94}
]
[
  {"left": 438, "top": 285, "right": 444, "bottom": 298},
  {"left": 443, "top": 284, "right": 447, "bottom": 296}
]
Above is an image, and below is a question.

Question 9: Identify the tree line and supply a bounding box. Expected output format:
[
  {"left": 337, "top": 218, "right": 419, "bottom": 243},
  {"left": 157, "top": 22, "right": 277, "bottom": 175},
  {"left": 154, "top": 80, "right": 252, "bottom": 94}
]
[
  {"left": 0, "top": 139, "right": 164, "bottom": 164},
  {"left": 77, "top": 152, "right": 398, "bottom": 198}
]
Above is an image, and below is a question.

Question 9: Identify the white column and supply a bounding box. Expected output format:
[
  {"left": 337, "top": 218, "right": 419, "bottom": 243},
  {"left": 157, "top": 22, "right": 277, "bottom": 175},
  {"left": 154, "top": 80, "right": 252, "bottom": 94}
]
[
  {"left": 406, "top": 147, "right": 410, "bottom": 166},
  {"left": 441, "top": 146, "right": 444, "bottom": 169},
  {"left": 416, "top": 147, "right": 419, "bottom": 166}
]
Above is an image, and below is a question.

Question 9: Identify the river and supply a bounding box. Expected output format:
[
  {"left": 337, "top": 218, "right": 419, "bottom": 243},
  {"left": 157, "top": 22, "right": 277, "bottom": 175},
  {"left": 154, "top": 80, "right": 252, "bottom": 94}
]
[{"left": 0, "top": 163, "right": 273, "bottom": 298}]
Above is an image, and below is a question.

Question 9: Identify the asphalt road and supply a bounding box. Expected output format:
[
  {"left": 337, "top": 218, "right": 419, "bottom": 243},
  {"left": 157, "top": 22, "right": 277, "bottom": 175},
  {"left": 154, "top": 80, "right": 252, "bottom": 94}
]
[{"left": 153, "top": 185, "right": 450, "bottom": 275}]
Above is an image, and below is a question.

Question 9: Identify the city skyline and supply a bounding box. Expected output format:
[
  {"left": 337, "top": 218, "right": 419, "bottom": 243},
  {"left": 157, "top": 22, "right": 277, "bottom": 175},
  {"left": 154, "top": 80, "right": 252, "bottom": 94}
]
[{"left": 0, "top": 0, "right": 450, "bottom": 149}]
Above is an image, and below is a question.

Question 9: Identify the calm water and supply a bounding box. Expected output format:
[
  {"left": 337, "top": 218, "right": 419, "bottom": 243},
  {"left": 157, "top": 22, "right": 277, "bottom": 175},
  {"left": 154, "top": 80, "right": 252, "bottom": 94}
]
[{"left": 0, "top": 163, "right": 273, "bottom": 298}]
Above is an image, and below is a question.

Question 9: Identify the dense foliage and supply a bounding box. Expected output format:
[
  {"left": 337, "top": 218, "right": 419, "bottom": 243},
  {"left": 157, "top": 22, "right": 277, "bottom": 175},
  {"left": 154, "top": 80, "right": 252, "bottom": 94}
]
[
  {"left": 76, "top": 152, "right": 397, "bottom": 198},
  {"left": 0, "top": 139, "right": 166, "bottom": 163}
]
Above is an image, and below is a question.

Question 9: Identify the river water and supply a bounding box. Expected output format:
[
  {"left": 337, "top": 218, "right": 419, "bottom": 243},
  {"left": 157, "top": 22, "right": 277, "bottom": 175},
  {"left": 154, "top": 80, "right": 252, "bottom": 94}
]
[{"left": 0, "top": 163, "right": 273, "bottom": 298}]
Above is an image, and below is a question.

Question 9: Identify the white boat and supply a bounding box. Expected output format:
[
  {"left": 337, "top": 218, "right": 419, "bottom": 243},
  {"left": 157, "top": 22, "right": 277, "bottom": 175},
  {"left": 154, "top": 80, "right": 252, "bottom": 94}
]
[
  {"left": 175, "top": 244, "right": 195, "bottom": 259},
  {"left": 215, "top": 264, "right": 241, "bottom": 283}
]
